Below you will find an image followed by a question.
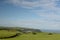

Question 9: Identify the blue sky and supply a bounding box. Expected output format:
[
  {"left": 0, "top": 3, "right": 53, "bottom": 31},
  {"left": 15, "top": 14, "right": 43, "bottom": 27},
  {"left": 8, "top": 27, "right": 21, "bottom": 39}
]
[{"left": 0, "top": 0, "right": 60, "bottom": 30}]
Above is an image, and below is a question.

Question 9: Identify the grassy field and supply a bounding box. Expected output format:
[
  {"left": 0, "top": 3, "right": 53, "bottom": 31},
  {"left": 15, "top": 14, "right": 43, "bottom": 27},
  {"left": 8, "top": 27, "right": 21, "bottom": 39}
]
[
  {"left": 0, "top": 30, "right": 60, "bottom": 40},
  {"left": 0, "top": 30, "right": 17, "bottom": 38}
]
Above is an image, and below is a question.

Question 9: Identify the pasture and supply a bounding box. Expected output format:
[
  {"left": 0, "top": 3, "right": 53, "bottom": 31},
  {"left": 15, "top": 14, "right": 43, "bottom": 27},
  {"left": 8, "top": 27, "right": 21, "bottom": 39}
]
[{"left": 0, "top": 30, "right": 60, "bottom": 40}]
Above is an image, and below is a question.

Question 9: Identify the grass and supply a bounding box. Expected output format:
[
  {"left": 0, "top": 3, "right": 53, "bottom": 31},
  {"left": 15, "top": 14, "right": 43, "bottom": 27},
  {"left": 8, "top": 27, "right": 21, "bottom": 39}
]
[
  {"left": 0, "top": 30, "right": 17, "bottom": 38},
  {"left": 0, "top": 30, "right": 60, "bottom": 40}
]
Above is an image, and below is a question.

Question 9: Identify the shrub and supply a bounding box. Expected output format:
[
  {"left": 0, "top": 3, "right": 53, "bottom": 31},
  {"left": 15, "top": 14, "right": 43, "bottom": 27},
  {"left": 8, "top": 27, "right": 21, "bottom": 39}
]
[
  {"left": 48, "top": 33, "right": 53, "bottom": 35},
  {"left": 32, "top": 32, "right": 37, "bottom": 35}
]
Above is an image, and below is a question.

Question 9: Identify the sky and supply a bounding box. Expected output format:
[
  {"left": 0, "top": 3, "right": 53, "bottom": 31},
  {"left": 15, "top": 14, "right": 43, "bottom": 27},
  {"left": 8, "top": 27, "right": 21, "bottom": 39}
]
[{"left": 0, "top": 0, "right": 60, "bottom": 30}]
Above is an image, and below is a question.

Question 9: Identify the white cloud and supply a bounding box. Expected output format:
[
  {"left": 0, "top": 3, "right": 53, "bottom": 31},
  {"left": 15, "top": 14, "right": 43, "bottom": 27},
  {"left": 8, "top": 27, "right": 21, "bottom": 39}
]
[
  {"left": 4, "top": 0, "right": 39, "bottom": 8},
  {"left": 4, "top": 0, "right": 60, "bottom": 9},
  {"left": 36, "top": 13, "right": 60, "bottom": 20},
  {"left": 0, "top": 19, "right": 60, "bottom": 30}
]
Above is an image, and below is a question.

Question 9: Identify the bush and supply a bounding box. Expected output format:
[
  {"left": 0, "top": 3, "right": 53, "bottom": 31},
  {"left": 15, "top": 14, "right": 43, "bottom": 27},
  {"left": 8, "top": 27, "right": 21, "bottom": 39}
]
[
  {"left": 48, "top": 33, "right": 53, "bottom": 35},
  {"left": 32, "top": 32, "right": 37, "bottom": 35}
]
